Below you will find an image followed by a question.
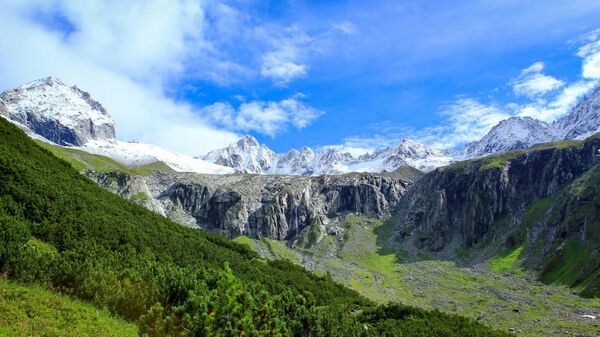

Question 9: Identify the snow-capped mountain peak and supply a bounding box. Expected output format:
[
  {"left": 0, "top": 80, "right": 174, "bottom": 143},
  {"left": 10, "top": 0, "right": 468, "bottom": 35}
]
[
  {"left": 552, "top": 87, "right": 600, "bottom": 140},
  {"left": 5, "top": 77, "right": 600, "bottom": 177},
  {"left": 1, "top": 77, "right": 234, "bottom": 175},
  {"left": 462, "top": 116, "right": 554, "bottom": 158},
  {"left": 462, "top": 88, "right": 600, "bottom": 159},
  {"left": 0, "top": 76, "right": 116, "bottom": 146},
  {"left": 202, "top": 136, "right": 453, "bottom": 175},
  {"left": 200, "top": 134, "right": 277, "bottom": 173}
]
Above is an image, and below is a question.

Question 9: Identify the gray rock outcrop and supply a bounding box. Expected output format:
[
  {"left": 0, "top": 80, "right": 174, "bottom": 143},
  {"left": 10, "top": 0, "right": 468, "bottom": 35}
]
[{"left": 90, "top": 170, "right": 418, "bottom": 240}]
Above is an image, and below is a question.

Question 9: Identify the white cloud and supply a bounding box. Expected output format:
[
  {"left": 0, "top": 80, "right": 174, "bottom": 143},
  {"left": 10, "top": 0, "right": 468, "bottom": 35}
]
[
  {"left": 260, "top": 49, "right": 307, "bottom": 85},
  {"left": 516, "top": 80, "right": 597, "bottom": 121},
  {"left": 0, "top": 0, "right": 247, "bottom": 155},
  {"left": 421, "top": 99, "right": 510, "bottom": 149},
  {"left": 258, "top": 27, "right": 314, "bottom": 85},
  {"left": 511, "top": 62, "right": 564, "bottom": 98},
  {"left": 577, "top": 29, "right": 600, "bottom": 79},
  {"left": 204, "top": 96, "right": 323, "bottom": 136},
  {"left": 331, "top": 21, "right": 357, "bottom": 35}
]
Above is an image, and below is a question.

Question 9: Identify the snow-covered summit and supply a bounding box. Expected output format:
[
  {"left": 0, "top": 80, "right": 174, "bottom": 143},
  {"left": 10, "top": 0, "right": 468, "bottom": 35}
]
[
  {"left": 552, "top": 87, "right": 600, "bottom": 140},
  {"left": 0, "top": 77, "right": 116, "bottom": 146},
  {"left": 352, "top": 139, "right": 454, "bottom": 172},
  {"left": 201, "top": 135, "right": 277, "bottom": 173},
  {"left": 462, "top": 117, "right": 554, "bottom": 158},
  {"left": 0, "top": 77, "right": 233, "bottom": 175},
  {"left": 463, "top": 88, "right": 600, "bottom": 159},
  {"left": 201, "top": 136, "right": 452, "bottom": 175},
  {"left": 5, "top": 77, "right": 600, "bottom": 176},
  {"left": 82, "top": 139, "right": 234, "bottom": 174}
]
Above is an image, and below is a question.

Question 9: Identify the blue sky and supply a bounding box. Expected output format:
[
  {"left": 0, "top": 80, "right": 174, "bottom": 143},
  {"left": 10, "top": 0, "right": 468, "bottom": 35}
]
[{"left": 1, "top": 1, "right": 600, "bottom": 155}]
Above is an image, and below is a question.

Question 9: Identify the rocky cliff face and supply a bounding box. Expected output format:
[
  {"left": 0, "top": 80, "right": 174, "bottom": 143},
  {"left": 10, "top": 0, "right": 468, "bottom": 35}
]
[
  {"left": 394, "top": 135, "right": 600, "bottom": 296},
  {"left": 396, "top": 136, "right": 600, "bottom": 252},
  {"left": 90, "top": 169, "right": 419, "bottom": 240}
]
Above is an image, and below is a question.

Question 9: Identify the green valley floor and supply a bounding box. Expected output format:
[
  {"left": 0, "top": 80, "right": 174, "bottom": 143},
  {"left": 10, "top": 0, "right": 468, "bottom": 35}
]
[{"left": 235, "top": 215, "right": 600, "bottom": 337}]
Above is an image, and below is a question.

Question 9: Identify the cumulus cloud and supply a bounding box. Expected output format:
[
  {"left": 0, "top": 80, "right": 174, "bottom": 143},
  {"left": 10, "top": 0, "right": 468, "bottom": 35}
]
[
  {"left": 0, "top": 0, "right": 248, "bottom": 155},
  {"left": 258, "top": 27, "right": 316, "bottom": 85},
  {"left": 421, "top": 99, "right": 510, "bottom": 149},
  {"left": 510, "top": 33, "right": 600, "bottom": 122},
  {"left": 260, "top": 49, "right": 307, "bottom": 85},
  {"left": 204, "top": 96, "right": 323, "bottom": 136},
  {"left": 516, "top": 80, "right": 597, "bottom": 121},
  {"left": 511, "top": 62, "right": 564, "bottom": 98},
  {"left": 577, "top": 29, "right": 600, "bottom": 79}
]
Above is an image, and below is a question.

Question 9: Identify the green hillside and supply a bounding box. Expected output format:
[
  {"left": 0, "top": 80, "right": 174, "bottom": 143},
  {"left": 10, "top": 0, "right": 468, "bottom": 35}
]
[
  {"left": 0, "top": 278, "right": 137, "bottom": 337},
  {"left": 0, "top": 118, "right": 509, "bottom": 336}
]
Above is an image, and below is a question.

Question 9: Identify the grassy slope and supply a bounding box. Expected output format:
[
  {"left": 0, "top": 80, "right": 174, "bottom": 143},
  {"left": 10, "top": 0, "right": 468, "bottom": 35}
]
[
  {"left": 0, "top": 118, "right": 363, "bottom": 308},
  {"left": 0, "top": 278, "right": 137, "bottom": 337},
  {"left": 36, "top": 140, "right": 174, "bottom": 176},
  {"left": 533, "top": 163, "right": 600, "bottom": 297},
  {"left": 238, "top": 215, "right": 600, "bottom": 337}
]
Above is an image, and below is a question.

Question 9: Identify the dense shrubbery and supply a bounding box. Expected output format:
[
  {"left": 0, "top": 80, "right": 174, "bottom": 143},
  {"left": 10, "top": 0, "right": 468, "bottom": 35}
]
[{"left": 0, "top": 118, "right": 509, "bottom": 336}]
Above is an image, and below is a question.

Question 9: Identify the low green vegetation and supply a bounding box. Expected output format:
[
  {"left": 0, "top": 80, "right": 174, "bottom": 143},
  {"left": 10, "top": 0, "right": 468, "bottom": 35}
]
[
  {"left": 0, "top": 118, "right": 509, "bottom": 336},
  {"left": 131, "top": 192, "right": 149, "bottom": 202},
  {"left": 241, "top": 215, "right": 600, "bottom": 337},
  {"left": 541, "top": 240, "right": 591, "bottom": 286},
  {"left": 490, "top": 245, "right": 524, "bottom": 273},
  {"left": 36, "top": 140, "right": 131, "bottom": 173},
  {"left": 446, "top": 137, "right": 586, "bottom": 172},
  {"left": 0, "top": 278, "right": 137, "bottom": 337}
]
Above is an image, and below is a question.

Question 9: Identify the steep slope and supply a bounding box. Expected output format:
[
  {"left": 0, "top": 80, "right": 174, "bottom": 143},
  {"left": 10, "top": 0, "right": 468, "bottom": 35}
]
[
  {"left": 463, "top": 87, "right": 600, "bottom": 159},
  {"left": 0, "top": 116, "right": 509, "bottom": 336},
  {"left": 79, "top": 139, "right": 234, "bottom": 174},
  {"left": 202, "top": 135, "right": 277, "bottom": 173},
  {"left": 235, "top": 215, "right": 600, "bottom": 336},
  {"left": 394, "top": 136, "right": 600, "bottom": 297},
  {"left": 0, "top": 77, "right": 116, "bottom": 146}
]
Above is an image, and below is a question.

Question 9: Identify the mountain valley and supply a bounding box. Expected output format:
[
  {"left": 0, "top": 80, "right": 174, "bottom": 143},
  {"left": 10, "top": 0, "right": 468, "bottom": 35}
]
[{"left": 1, "top": 77, "right": 600, "bottom": 336}]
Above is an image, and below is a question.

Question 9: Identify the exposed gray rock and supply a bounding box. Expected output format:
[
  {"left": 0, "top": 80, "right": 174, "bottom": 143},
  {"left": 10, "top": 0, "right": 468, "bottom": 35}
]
[
  {"left": 396, "top": 137, "right": 600, "bottom": 252},
  {"left": 90, "top": 171, "right": 417, "bottom": 240}
]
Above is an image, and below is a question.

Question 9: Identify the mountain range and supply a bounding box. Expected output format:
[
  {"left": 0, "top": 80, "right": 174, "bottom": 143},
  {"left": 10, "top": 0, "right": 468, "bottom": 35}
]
[
  {"left": 1, "top": 77, "right": 600, "bottom": 176},
  {"left": 201, "top": 88, "right": 600, "bottom": 174}
]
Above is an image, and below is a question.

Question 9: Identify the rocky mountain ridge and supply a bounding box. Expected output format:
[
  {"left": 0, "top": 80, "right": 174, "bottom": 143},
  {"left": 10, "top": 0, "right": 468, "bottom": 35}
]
[
  {"left": 3, "top": 77, "right": 600, "bottom": 176},
  {"left": 462, "top": 87, "right": 600, "bottom": 158},
  {"left": 0, "top": 77, "right": 233, "bottom": 175},
  {"left": 202, "top": 89, "right": 600, "bottom": 174},
  {"left": 201, "top": 136, "right": 455, "bottom": 175},
  {"left": 90, "top": 168, "right": 420, "bottom": 240}
]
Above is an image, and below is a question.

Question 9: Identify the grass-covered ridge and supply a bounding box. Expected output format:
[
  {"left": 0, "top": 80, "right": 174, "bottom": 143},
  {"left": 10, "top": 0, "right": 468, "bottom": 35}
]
[
  {"left": 0, "top": 118, "right": 509, "bottom": 336},
  {"left": 443, "top": 136, "right": 591, "bottom": 172},
  {"left": 36, "top": 140, "right": 174, "bottom": 176}
]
